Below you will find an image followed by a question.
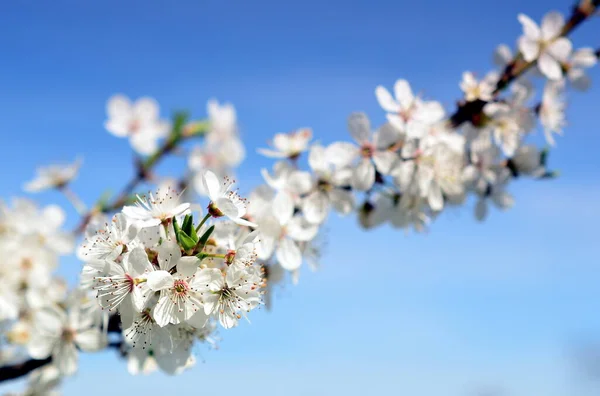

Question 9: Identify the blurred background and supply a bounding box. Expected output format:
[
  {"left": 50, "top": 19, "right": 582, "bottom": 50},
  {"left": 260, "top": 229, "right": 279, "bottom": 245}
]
[{"left": 1, "top": 0, "right": 600, "bottom": 395}]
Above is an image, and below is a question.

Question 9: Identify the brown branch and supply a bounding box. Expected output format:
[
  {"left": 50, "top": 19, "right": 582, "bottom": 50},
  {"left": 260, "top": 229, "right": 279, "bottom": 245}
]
[
  {"left": 449, "top": 2, "right": 598, "bottom": 128},
  {"left": 0, "top": 357, "right": 52, "bottom": 382}
]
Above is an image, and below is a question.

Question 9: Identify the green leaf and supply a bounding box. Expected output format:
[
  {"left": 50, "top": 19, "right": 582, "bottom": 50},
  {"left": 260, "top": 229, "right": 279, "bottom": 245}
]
[
  {"left": 188, "top": 221, "right": 198, "bottom": 243},
  {"left": 179, "top": 231, "right": 197, "bottom": 251},
  {"left": 197, "top": 225, "right": 215, "bottom": 248},
  {"left": 173, "top": 216, "right": 182, "bottom": 244},
  {"left": 182, "top": 214, "right": 194, "bottom": 236}
]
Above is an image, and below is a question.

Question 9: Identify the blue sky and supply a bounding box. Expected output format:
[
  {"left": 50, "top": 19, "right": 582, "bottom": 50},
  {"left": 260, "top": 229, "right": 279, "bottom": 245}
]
[{"left": 1, "top": 0, "right": 600, "bottom": 395}]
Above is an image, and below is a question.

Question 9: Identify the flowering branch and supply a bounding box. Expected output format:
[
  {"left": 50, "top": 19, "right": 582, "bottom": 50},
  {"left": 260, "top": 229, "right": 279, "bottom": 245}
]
[
  {"left": 450, "top": 0, "right": 598, "bottom": 128},
  {"left": 2, "top": 1, "right": 599, "bottom": 394}
]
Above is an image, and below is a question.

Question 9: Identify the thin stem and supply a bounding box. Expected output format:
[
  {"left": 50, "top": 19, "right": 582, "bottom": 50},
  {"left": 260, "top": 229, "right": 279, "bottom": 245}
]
[
  {"left": 196, "top": 213, "right": 212, "bottom": 233},
  {"left": 203, "top": 253, "right": 226, "bottom": 259}
]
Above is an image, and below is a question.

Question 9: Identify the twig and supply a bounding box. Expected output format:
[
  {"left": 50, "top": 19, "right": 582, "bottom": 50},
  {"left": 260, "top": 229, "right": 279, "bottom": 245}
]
[{"left": 449, "top": 2, "right": 598, "bottom": 128}]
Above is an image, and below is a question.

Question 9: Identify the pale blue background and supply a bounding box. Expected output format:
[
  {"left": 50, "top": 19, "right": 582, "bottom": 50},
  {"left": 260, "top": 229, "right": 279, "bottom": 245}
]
[{"left": 1, "top": 0, "right": 600, "bottom": 395}]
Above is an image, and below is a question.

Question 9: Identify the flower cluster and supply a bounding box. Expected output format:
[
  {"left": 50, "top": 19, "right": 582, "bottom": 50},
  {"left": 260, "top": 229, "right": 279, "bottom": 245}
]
[
  {"left": 0, "top": 199, "right": 106, "bottom": 377},
  {"left": 79, "top": 174, "right": 262, "bottom": 375}
]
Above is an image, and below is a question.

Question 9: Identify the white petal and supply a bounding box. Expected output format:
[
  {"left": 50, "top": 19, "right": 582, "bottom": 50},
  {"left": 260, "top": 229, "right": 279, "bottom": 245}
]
[
  {"left": 272, "top": 191, "right": 294, "bottom": 226},
  {"left": 538, "top": 53, "right": 563, "bottom": 80},
  {"left": 147, "top": 271, "right": 174, "bottom": 291},
  {"left": 134, "top": 97, "right": 159, "bottom": 121},
  {"left": 372, "top": 151, "right": 397, "bottom": 174},
  {"left": 375, "top": 85, "right": 398, "bottom": 113},
  {"left": 308, "top": 144, "right": 328, "bottom": 173},
  {"left": 153, "top": 295, "right": 175, "bottom": 327},
  {"left": 393, "top": 79, "right": 414, "bottom": 109},
  {"left": 130, "top": 133, "right": 159, "bottom": 155},
  {"left": 126, "top": 247, "right": 152, "bottom": 277},
  {"left": 302, "top": 191, "right": 329, "bottom": 224},
  {"left": 326, "top": 142, "right": 359, "bottom": 168},
  {"left": 518, "top": 13, "right": 541, "bottom": 39},
  {"left": 568, "top": 68, "right": 591, "bottom": 91},
  {"left": 374, "top": 122, "right": 402, "bottom": 149},
  {"left": 187, "top": 310, "right": 209, "bottom": 329},
  {"left": 106, "top": 94, "right": 132, "bottom": 120},
  {"left": 347, "top": 112, "right": 371, "bottom": 144},
  {"left": 156, "top": 241, "right": 181, "bottom": 271},
  {"left": 329, "top": 189, "right": 354, "bottom": 215},
  {"left": 547, "top": 37, "right": 572, "bottom": 62},
  {"left": 215, "top": 197, "right": 242, "bottom": 219},
  {"left": 518, "top": 37, "right": 540, "bottom": 62},
  {"left": 571, "top": 48, "right": 598, "bottom": 68},
  {"left": 275, "top": 238, "right": 302, "bottom": 271},
  {"left": 352, "top": 159, "right": 375, "bottom": 191},
  {"left": 493, "top": 44, "right": 512, "bottom": 66},
  {"left": 177, "top": 257, "right": 200, "bottom": 277},
  {"left": 202, "top": 170, "right": 221, "bottom": 201},
  {"left": 540, "top": 11, "right": 564, "bottom": 40},
  {"left": 75, "top": 329, "right": 105, "bottom": 352},
  {"left": 119, "top": 294, "right": 135, "bottom": 329},
  {"left": 428, "top": 184, "right": 444, "bottom": 211},
  {"left": 55, "top": 342, "right": 78, "bottom": 375}
]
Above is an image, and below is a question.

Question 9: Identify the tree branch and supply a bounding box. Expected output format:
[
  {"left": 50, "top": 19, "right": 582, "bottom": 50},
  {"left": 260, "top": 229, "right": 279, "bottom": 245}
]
[
  {"left": 449, "top": 2, "right": 597, "bottom": 128},
  {"left": 0, "top": 357, "right": 52, "bottom": 383},
  {"left": 73, "top": 119, "right": 209, "bottom": 234}
]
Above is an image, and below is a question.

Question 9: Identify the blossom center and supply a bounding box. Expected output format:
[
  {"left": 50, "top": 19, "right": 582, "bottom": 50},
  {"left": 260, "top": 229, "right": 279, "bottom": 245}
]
[
  {"left": 174, "top": 279, "right": 190, "bottom": 296},
  {"left": 360, "top": 144, "right": 374, "bottom": 158}
]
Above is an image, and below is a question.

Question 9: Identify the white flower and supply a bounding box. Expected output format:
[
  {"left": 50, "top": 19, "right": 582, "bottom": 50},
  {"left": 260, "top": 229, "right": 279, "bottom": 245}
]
[
  {"left": 199, "top": 266, "right": 262, "bottom": 329},
  {"left": 301, "top": 144, "right": 354, "bottom": 224},
  {"left": 78, "top": 213, "right": 139, "bottom": 261},
  {"left": 517, "top": 12, "right": 572, "bottom": 80},
  {"left": 460, "top": 71, "right": 497, "bottom": 102},
  {"left": 473, "top": 173, "right": 514, "bottom": 221},
  {"left": 223, "top": 231, "right": 259, "bottom": 269},
  {"left": 539, "top": 81, "right": 566, "bottom": 146},
  {"left": 261, "top": 161, "right": 313, "bottom": 197},
  {"left": 326, "top": 113, "right": 401, "bottom": 191},
  {"left": 124, "top": 308, "right": 173, "bottom": 351},
  {"left": 24, "top": 158, "right": 81, "bottom": 193},
  {"left": 493, "top": 44, "right": 513, "bottom": 68},
  {"left": 206, "top": 99, "right": 238, "bottom": 139},
  {"left": 390, "top": 193, "right": 430, "bottom": 232},
  {"left": 392, "top": 133, "right": 465, "bottom": 211},
  {"left": 123, "top": 188, "right": 191, "bottom": 228},
  {"left": 510, "top": 145, "right": 546, "bottom": 177},
  {"left": 257, "top": 192, "right": 318, "bottom": 271},
  {"left": 28, "top": 305, "right": 105, "bottom": 375},
  {"left": 564, "top": 47, "right": 598, "bottom": 91},
  {"left": 104, "top": 94, "right": 169, "bottom": 155},
  {"left": 147, "top": 241, "right": 207, "bottom": 328},
  {"left": 462, "top": 141, "right": 502, "bottom": 194},
  {"left": 89, "top": 247, "right": 156, "bottom": 328},
  {"left": 257, "top": 128, "right": 313, "bottom": 158},
  {"left": 482, "top": 98, "right": 534, "bottom": 157},
  {"left": 375, "top": 79, "right": 445, "bottom": 138},
  {"left": 202, "top": 170, "right": 257, "bottom": 227}
]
